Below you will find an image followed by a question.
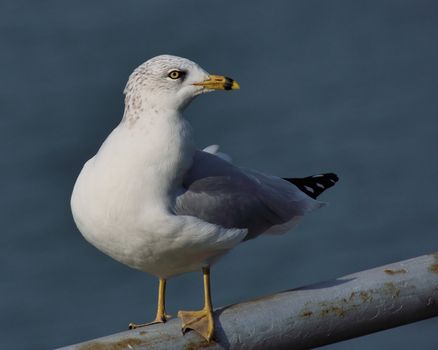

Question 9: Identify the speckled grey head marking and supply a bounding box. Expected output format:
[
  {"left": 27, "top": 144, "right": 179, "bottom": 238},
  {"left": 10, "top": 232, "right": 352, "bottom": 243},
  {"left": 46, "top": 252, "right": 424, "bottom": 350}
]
[{"left": 122, "top": 55, "right": 208, "bottom": 126}]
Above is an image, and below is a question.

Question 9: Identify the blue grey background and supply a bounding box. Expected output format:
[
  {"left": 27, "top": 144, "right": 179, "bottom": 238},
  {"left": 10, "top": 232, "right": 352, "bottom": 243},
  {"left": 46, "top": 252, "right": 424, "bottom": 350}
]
[{"left": 1, "top": 1, "right": 437, "bottom": 349}]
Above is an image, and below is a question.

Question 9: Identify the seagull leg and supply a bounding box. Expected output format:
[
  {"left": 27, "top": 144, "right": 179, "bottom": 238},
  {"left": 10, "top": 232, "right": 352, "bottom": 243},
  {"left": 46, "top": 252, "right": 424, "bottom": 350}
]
[
  {"left": 178, "top": 267, "right": 215, "bottom": 342},
  {"left": 129, "top": 278, "right": 170, "bottom": 329}
]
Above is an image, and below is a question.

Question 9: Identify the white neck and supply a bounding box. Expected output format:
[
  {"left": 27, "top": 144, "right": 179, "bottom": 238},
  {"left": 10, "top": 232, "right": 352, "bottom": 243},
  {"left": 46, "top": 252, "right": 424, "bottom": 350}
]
[{"left": 93, "top": 104, "right": 195, "bottom": 211}]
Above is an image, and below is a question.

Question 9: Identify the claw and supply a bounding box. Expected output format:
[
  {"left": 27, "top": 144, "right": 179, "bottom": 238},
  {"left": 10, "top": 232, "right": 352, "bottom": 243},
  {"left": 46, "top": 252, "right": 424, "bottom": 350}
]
[{"left": 128, "top": 313, "right": 171, "bottom": 329}]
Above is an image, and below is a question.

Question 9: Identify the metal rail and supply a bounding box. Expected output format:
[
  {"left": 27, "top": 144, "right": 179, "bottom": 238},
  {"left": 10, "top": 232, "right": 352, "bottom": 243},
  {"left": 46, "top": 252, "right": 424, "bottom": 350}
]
[{"left": 59, "top": 253, "right": 438, "bottom": 350}]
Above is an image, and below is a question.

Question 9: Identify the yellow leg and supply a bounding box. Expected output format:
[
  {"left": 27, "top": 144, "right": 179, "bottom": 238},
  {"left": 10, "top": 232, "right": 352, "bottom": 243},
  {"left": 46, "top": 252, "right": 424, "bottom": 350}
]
[
  {"left": 178, "top": 267, "right": 215, "bottom": 342},
  {"left": 129, "top": 278, "right": 170, "bottom": 329}
]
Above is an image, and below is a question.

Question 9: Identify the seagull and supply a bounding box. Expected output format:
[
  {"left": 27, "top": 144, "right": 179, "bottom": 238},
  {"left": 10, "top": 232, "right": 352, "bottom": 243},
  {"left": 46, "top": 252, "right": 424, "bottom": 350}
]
[{"left": 71, "top": 55, "right": 338, "bottom": 342}]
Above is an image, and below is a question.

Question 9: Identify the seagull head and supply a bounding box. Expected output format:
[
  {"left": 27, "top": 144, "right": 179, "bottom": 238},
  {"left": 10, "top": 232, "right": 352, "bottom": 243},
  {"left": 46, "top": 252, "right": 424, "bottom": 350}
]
[{"left": 124, "top": 55, "right": 240, "bottom": 112}]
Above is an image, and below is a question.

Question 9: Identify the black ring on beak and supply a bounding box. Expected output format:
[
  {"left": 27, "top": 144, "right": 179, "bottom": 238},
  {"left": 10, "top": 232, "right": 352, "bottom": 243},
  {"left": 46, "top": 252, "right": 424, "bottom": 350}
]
[{"left": 224, "top": 77, "right": 234, "bottom": 91}]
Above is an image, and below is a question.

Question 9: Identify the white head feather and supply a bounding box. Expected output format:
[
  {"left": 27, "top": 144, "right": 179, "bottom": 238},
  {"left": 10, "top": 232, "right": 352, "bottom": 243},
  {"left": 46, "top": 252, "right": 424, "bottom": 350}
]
[{"left": 123, "top": 55, "right": 209, "bottom": 116}]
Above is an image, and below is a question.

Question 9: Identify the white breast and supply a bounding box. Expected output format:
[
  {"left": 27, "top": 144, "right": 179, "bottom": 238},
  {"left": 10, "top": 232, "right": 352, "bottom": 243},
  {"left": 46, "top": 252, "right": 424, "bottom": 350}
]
[{"left": 71, "top": 116, "right": 246, "bottom": 278}]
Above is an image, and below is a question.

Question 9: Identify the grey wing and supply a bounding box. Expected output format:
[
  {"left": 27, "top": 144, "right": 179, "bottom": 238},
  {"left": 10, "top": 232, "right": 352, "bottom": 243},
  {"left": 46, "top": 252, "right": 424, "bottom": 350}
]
[{"left": 175, "top": 150, "right": 324, "bottom": 240}]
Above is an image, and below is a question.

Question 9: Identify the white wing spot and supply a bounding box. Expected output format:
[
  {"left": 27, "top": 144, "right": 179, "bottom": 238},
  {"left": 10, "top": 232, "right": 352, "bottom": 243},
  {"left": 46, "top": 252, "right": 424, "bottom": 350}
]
[
  {"left": 304, "top": 186, "right": 314, "bottom": 193},
  {"left": 316, "top": 183, "right": 325, "bottom": 189},
  {"left": 313, "top": 174, "right": 324, "bottom": 178},
  {"left": 203, "top": 144, "right": 220, "bottom": 154}
]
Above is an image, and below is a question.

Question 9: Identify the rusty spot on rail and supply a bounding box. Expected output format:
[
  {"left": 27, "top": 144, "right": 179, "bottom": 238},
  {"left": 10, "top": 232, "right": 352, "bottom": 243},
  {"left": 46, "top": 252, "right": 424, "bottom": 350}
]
[
  {"left": 430, "top": 264, "right": 438, "bottom": 273},
  {"left": 348, "top": 291, "right": 369, "bottom": 302},
  {"left": 320, "top": 305, "right": 346, "bottom": 317},
  {"left": 429, "top": 253, "right": 438, "bottom": 273},
  {"left": 359, "top": 291, "right": 373, "bottom": 303},
  {"left": 78, "top": 338, "right": 144, "bottom": 350},
  {"left": 382, "top": 282, "right": 401, "bottom": 298},
  {"left": 300, "top": 310, "right": 313, "bottom": 317},
  {"left": 384, "top": 268, "right": 407, "bottom": 275}
]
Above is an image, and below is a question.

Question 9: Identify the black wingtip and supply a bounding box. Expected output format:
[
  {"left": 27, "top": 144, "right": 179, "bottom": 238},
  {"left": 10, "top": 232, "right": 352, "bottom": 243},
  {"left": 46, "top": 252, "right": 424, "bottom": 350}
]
[{"left": 283, "top": 173, "right": 339, "bottom": 199}]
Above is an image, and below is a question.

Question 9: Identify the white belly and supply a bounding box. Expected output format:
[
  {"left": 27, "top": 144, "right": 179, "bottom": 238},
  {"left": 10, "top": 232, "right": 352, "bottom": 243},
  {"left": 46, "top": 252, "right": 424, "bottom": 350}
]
[
  {"left": 71, "top": 121, "right": 246, "bottom": 278},
  {"left": 71, "top": 158, "right": 246, "bottom": 278}
]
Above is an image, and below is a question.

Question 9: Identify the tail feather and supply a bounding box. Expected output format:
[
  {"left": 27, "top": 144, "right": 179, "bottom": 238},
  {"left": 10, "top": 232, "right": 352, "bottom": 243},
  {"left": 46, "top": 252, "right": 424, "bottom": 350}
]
[{"left": 283, "top": 173, "right": 339, "bottom": 199}]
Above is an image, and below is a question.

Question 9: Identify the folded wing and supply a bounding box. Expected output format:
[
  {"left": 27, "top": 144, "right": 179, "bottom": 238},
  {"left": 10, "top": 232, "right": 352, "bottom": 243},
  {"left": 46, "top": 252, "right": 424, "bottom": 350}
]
[{"left": 175, "top": 151, "right": 324, "bottom": 240}]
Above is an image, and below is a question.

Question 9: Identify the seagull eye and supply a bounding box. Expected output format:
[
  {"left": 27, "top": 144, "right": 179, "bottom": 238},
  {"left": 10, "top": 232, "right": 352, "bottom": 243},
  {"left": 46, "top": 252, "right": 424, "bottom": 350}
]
[{"left": 168, "top": 70, "right": 184, "bottom": 80}]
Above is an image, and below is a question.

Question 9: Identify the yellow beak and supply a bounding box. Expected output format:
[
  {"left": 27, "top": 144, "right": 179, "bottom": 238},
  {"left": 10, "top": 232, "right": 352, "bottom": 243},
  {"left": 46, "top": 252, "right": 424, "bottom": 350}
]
[{"left": 193, "top": 75, "right": 240, "bottom": 91}]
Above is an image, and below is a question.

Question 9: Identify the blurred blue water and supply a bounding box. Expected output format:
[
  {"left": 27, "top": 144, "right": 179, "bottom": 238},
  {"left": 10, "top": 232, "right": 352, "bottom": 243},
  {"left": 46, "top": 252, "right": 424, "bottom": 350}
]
[{"left": 1, "top": 1, "right": 437, "bottom": 349}]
